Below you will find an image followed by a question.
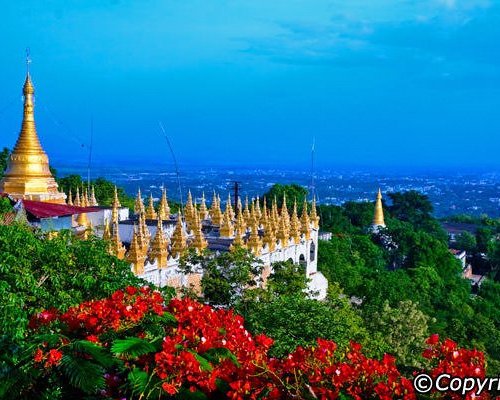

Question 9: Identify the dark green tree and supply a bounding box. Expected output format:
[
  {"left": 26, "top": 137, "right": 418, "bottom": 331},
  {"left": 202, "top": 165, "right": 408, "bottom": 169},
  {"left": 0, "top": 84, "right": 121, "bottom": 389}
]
[{"left": 262, "top": 184, "right": 308, "bottom": 210}]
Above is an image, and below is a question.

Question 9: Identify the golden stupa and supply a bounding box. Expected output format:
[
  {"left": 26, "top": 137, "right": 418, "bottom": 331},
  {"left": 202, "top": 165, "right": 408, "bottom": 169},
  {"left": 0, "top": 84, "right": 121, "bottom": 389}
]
[
  {"left": 372, "top": 188, "right": 386, "bottom": 227},
  {"left": 0, "top": 68, "right": 66, "bottom": 204}
]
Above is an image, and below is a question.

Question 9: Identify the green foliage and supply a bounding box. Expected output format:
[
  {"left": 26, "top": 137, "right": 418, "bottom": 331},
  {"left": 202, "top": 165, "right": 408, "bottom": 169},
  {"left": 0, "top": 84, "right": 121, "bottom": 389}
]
[
  {"left": 0, "top": 147, "right": 9, "bottom": 177},
  {"left": 454, "top": 231, "right": 477, "bottom": 253},
  {"left": 0, "top": 197, "right": 13, "bottom": 214},
  {"left": 111, "top": 337, "right": 161, "bottom": 358},
  {"left": 262, "top": 183, "right": 308, "bottom": 209},
  {"left": 365, "top": 300, "right": 430, "bottom": 368},
  {"left": 0, "top": 223, "right": 142, "bottom": 344},
  {"left": 179, "top": 248, "right": 263, "bottom": 307},
  {"left": 264, "top": 260, "right": 308, "bottom": 298}
]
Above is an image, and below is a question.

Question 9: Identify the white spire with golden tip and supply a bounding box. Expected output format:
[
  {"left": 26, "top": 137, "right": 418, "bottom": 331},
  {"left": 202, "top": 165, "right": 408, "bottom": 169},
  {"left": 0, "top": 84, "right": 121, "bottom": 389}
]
[{"left": 372, "top": 188, "right": 386, "bottom": 228}]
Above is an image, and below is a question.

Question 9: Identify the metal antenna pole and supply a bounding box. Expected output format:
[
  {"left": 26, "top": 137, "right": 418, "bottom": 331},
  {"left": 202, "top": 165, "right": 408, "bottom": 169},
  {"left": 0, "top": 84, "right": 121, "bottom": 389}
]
[
  {"left": 233, "top": 181, "right": 240, "bottom": 215},
  {"left": 87, "top": 116, "right": 93, "bottom": 188}
]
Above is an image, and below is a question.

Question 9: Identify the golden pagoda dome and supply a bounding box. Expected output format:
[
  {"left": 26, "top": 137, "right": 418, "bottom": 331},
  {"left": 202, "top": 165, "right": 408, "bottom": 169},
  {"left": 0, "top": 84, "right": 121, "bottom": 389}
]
[
  {"left": 76, "top": 212, "right": 89, "bottom": 227},
  {"left": 171, "top": 214, "right": 187, "bottom": 258},
  {"left": 158, "top": 188, "right": 170, "bottom": 220},
  {"left": 149, "top": 215, "right": 168, "bottom": 268},
  {"left": 372, "top": 188, "right": 386, "bottom": 228},
  {"left": 145, "top": 193, "right": 157, "bottom": 220},
  {"left": 300, "top": 200, "right": 311, "bottom": 240},
  {"left": 0, "top": 71, "right": 66, "bottom": 204}
]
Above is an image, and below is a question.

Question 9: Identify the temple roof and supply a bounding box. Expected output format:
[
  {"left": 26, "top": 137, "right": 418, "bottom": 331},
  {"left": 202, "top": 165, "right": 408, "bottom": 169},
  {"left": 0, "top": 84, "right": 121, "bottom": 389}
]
[{"left": 20, "top": 199, "right": 100, "bottom": 219}]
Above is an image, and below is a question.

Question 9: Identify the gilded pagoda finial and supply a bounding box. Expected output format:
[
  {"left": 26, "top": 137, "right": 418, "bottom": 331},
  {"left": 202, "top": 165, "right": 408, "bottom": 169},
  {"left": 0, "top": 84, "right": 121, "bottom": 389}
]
[
  {"left": 158, "top": 188, "right": 170, "bottom": 220},
  {"left": 145, "top": 193, "right": 157, "bottom": 220},
  {"left": 300, "top": 200, "right": 311, "bottom": 240},
  {"left": 199, "top": 192, "right": 209, "bottom": 220},
  {"left": 191, "top": 209, "right": 208, "bottom": 253},
  {"left": 290, "top": 200, "right": 301, "bottom": 244},
  {"left": 310, "top": 197, "right": 320, "bottom": 229},
  {"left": 150, "top": 215, "right": 168, "bottom": 268},
  {"left": 134, "top": 189, "right": 145, "bottom": 215},
  {"left": 67, "top": 189, "right": 73, "bottom": 206},
  {"left": 171, "top": 214, "right": 187, "bottom": 258},
  {"left": 127, "top": 226, "right": 146, "bottom": 274},
  {"left": 372, "top": 188, "right": 386, "bottom": 228},
  {"left": 90, "top": 186, "right": 98, "bottom": 206}
]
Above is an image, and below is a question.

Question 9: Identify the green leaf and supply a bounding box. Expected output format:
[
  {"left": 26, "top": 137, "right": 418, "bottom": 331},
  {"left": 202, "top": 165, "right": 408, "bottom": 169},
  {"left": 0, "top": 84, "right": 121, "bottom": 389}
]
[
  {"left": 191, "top": 352, "right": 212, "bottom": 372},
  {"left": 70, "top": 340, "right": 118, "bottom": 369},
  {"left": 202, "top": 347, "right": 240, "bottom": 367},
  {"left": 59, "top": 354, "right": 105, "bottom": 394},
  {"left": 177, "top": 387, "right": 209, "bottom": 400},
  {"left": 128, "top": 368, "right": 149, "bottom": 396},
  {"left": 111, "top": 337, "right": 157, "bottom": 358}
]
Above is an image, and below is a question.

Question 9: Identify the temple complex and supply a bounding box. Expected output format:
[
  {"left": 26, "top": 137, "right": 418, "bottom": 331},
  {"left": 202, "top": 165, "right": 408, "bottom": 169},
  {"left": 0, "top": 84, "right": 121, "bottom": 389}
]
[{"left": 0, "top": 67, "right": 328, "bottom": 300}]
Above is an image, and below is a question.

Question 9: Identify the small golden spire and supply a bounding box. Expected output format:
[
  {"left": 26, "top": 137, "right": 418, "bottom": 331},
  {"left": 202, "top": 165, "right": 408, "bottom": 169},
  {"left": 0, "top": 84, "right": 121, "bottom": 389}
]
[
  {"left": 191, "top": 209, "right": 208, "bottom": 253},
  {"left": 276, "top": 213, "right": 289, "bottom": 247},
  {"left": 262, "top": 211, "right": 276, "bottom": 252},
  {"left": 226, "top": 193, "right": 235, "bottom": 221},
  {"left": 90, "top": 186, "right": 98, "bottom": 206},
  {"left": 102, "top": 219, "right": 111, "bottom": 241},
  {"left": 67, "top": 189, "right": 73, "bottom": 206},
  {"left": 134, "top": 189, "right": 145, "bottom": 215},
  {"left": 230, "top": 212, "right": 246, "bottom": 251},
  {"left": 210, "top": 191, "right": 223, "bottom": 225},
  {"left": 310, "top": 197, "right": 320, "bottom": 229},
  {"left": 145, "top": 193, "right": 157, "bottom": 220},
  {"left": 150, "top": 215, "right": 168, "bottom": 268},
  {"left": 112, "top": 186, "right": 121, "bottom": 208},
  {"left": 243, "top": 196, "right": 251, "bottom": 225},
  {"left": 372, "top": 188, "right": 386, "bottom": 228},
  {"left": 158, "top": 188, "right": 170, "bottom": 220},
  {"left": 290, "top": 200, "right": 301, "bottom": 244},
  {"left": 127, "top": 226, "right": 146, "bottom": 274},
  {"left": 255, "top": 196, "right": 262, "bottom": 220},
  {"left": 171, "top": 214, "right": 187, "bottom": 258},
  {"left": 140, "top": 212, "right": 151, "bottom": 242},
  {"left": 74, "top": 187, "right": 81, "bottom": 207},
  {"left": 281, "top": 194, "right": 290, "bottom": 231},
  {"left": 247, "top": 220, "right": 262, "bottom": 255},
  {"left": 237, "top": 196, "right": 243, "bottom": 216},
  {"left": 219, "top": 207, "right": 234, "bottom": 238},
  {"left": 80, "top": 187, "right": 88, "bottom": 207},
  {"left": 300, "top": 200, "right": 311, "bottom": 240},
  {"left": 199, "top": 192, "right": 209, "bottom": 220},
  {"left": 111, "top": 221, "right": 126, "bottom": 259},
  {"left": 260, "top": 198, "right": 268, "bottom": 225},
  {"left": 185, "top": 190, "right": 195, "bottom": 223},
  {"left": 111, "top": 197, "right": 119, "bottom": 225}
]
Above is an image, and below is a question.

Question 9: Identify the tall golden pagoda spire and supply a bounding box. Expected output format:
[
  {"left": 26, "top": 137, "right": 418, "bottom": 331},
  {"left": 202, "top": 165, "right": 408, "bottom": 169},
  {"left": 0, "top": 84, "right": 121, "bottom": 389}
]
[
  {"left": 171, "top": 214, "right": 187, "bottom": 258},
  {"left": 262, "top": 211, "right": 276, "bottom": 252},
  {"left": 199, "top": 192, "right": 209, "bottom": 220},
  {"left": 300, "top": 200, "right": 311, "bottom": 240},
  {"left": 134, "top": 189, "right": 145, "bottom": 215},
  {"left": 219, "top": 207, "right": 234, "bottom": 238},
  {"left": 191, "top": 210, "right": 208, "bottom": 254},
  {"left": 310, "top": 197, "right": 320, "bottom": 229},
  {"left": 67, "top": 189, "right": 73, "bottom": 206},
  {"left": 145, "top": 193, "right": 157, "bottom": 220},
  {"left": 247, "top": 220, "right": 262, "bottom": 255},
  {"left": 0, "top": 65, "right": 66, "bottom": 204},
  {"left": 242, "top": 196, "right": 251, "bottom": 226},
  {"left": 112, "top": 186, "right": 121, "bottom": 208},
  {"left": 210, "top": 191, "right": 223, "bottom": 225},
  {"left": 90, "top": 186, "right": 98, "bottom": 206},
  {"left": 290, "top": 200, "right": 301, "bottom": 244},
  {"left": 111, "top": 221, "right": 126, "bottom": 259},
  {"left": 185, "top": 190, "right": 195, "bottom": 224},
  {"left": 74, "top": 187, "right": 81, "bottom": 207},
  {"left": 226, "top": 193, "right": 235, "bottom": 220},
  {"left": 372, "top": 188, "right": 386, "bottom": 228},
  {"left": 102, "top": 219, "right": 112, "bottom": 241},
  {"left": 158, "top": 188, "right": 170, "bottom": 220},
  {"left": 150, "top": 215, "right": 168, "bottom": 268},
  {"left": 230, "top": 212, "right": 246, "bottom": 252},
  {"left": 127, "top": 226, "right": 146, "bottom": 274}
]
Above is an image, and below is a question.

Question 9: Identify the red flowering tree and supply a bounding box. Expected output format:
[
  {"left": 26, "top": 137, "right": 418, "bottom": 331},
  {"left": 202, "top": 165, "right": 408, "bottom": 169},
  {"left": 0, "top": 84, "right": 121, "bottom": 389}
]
[{"left": 5, "top": 287, "right": 491, "bottom": 399}]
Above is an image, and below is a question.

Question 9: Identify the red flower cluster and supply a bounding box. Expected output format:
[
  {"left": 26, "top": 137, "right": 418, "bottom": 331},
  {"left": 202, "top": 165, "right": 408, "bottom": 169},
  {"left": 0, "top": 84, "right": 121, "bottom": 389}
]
[
  {"left": 28, "top": 287, "right": 490, "bottom": 400},
  {"left": 422, "top": 334, "right": 487, "bottom": 399}
]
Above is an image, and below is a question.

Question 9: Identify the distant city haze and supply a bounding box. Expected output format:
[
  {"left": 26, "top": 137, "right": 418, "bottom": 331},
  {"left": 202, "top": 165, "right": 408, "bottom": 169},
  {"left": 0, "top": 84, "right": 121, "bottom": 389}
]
[{"left": 1, "top": 1, "right": 499, "bottom": 169}]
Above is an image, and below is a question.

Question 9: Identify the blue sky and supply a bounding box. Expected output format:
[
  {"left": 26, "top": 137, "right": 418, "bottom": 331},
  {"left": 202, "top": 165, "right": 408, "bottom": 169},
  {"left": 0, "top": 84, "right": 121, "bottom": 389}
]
[{"left": 0, "top": 0, "right": 499, "bottom": 169}]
